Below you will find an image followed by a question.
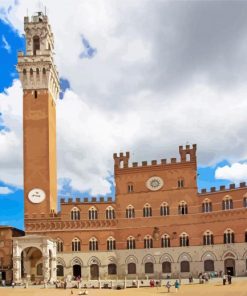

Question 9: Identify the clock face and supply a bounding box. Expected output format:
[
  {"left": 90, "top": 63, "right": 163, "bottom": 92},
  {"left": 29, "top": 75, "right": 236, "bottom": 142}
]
[
  {"left": 28, "top": 188, "right": 46, "bottom": 203},
  {"left": 146, "top": 176, "right": 164, "bottom": 191}
]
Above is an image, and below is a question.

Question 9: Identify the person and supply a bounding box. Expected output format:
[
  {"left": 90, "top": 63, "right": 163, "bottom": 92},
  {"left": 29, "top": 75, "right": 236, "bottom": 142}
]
[
  {"left": 227, "top": 274, "right": 232, "bottom": 285},
  {"left": 2, "top": 279, "right": 6, "bottom": 287},
  {"left": 11, "top": 281, "right": 15, "bottom": 288},
  {"left": 166, "top": 281, "right": 171, "bottom": 293},
  {"left": 222, "top": 274, "right": 226, "bottom": 285},
  {"left": 189, "top": 275, "right": 193, "bottom": 283},
  {"left": 174, "top": 280, "right": 180, "bottom": 292}
]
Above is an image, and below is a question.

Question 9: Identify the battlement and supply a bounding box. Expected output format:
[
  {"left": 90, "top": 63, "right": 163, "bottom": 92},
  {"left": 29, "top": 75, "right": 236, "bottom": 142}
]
[
  {"left": 113, "top": 145, "right": 197, "bottom": 170},
  {"left": 200, "top": 182, "right": 247, "bottom": 195},
  {"left": 24, "top": 12, "right": 48, "bottom": 24},
  {"left": 60, "top": 196, "right": 114, "bottom": 204}
]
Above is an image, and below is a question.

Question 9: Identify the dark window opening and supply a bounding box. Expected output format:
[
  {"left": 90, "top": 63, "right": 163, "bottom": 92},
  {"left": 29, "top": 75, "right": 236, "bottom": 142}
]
[
  {"left": 57, "top": 265, "right": 64, "bottom": 276},
  {"left": 33, "top": 36, "right": 40, "bottom": 56},
  {"left": 181, "top": 261, "right": 190, "bottom": 272},
  {"left": 34, "top": 90, "right": 38, "bottom": 99},
  {"left": 128, "top": 263, "right": 136, "bottom": 274},
  {"left": 145, "top": 262, "right": 154, "bottom": 274},
  {"left": 108, "top": 264, "right": 117, "bottom": 275}
]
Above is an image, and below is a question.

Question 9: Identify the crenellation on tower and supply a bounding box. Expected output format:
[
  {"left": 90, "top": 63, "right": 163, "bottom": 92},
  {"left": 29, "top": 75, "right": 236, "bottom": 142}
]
[
  {"left": 179, "top": 144, "right": 197, "bottom": 163},
  {"left": 17, "top": 12, "right": 59, "bottom": 102}
]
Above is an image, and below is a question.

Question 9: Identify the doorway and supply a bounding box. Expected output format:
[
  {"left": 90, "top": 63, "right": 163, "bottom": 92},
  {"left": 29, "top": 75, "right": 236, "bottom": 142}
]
[
  {"left": 90, "top": 264, "right": 99, "bottom": 280},
  {"left": 224, "top": 259, "right": 235, "bottom": 276},
  {"left": 0, "top": 271, "right": 6, "bottom": 281},
  {"left": 73, "top": 265, "right": 81, "bottom": 278}
]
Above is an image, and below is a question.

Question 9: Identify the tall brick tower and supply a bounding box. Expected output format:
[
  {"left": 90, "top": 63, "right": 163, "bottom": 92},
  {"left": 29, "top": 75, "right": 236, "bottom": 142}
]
[{"left": 17, "top": 12, "right": 59, "bottom": 224}]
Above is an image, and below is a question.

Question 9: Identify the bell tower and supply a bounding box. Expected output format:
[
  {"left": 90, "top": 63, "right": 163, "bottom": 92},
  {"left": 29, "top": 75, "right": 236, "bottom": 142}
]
[{"left": 17, "top": 12, "right": 59, "bottom": 222}]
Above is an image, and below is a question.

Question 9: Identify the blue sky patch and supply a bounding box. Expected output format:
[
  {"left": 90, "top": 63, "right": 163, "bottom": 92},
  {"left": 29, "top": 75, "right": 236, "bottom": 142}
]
[
  {"left": 0, "top": 19, "right": 24, "bottom": 92},
  {"left": 59, "top": 78, "right": 71, "bottom": 99},
  {"left": 79, "top": 35, "right": 97, "bottom": 59}
]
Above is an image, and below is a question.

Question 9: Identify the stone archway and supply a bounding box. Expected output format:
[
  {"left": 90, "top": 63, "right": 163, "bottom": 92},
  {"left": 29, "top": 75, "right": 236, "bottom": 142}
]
[
  {"left": 22, "top": 247, "right": 43, "bottom": 282},
  {"left": 225, "top": 259, "right": 235, "bottom": 276},
  {"left": 13, "top": 235, "right": 57, "bottom": 284}
]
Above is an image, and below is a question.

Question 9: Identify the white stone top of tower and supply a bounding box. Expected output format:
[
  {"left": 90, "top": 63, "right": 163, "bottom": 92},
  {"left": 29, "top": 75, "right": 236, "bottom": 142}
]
[{"left": 17, "top": 12, "right": 60, "bottom": 102}]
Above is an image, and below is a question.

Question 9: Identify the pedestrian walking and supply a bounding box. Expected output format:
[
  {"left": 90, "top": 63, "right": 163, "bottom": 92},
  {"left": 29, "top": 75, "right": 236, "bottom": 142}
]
[
  {"left": 222, "top": 275, "right": 226, "bottom": 285},
  {"left": 227, "top": 274, "right": 232, "bottom": 285},
  {"left": 166, "top": 281, "right": 171, "bottom": 293},
  {"left": 174, "top": 280, "right": 180, "bottom": 292}
]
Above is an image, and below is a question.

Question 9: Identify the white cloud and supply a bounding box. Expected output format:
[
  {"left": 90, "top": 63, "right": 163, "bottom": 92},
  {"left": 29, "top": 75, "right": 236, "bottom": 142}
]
[
  {"left": 0, "top": 186, "right": 13, "bottom": 194},
  {"left": 215, "top": 163, "right": 247, "bottom": 183},
  {"left": 0, "top": 2, "right": 247, "bottom": 195},
  {"left": 1, "top": 35, "right": 11, "bottom": 53},
  {"left": 0, "top": 80, "right": 23, "bottom": 188}
]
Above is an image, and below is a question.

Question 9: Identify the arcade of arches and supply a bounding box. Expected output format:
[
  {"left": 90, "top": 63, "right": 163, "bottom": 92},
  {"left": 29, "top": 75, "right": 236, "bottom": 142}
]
[{"left": 12, "top": 236, "right": 57, "bottom": 283}]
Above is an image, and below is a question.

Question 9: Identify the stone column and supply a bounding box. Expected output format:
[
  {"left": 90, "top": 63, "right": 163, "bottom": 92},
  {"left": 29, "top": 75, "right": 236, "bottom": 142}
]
[
  {"left": 42, "top": 246, "right": 50, "bottom": 284},
  {"left": 13, "top": 256, "right": 21, "bottom": 283},
  {"left": 13, "top": 242, "right": 22, "bottom": 283},
  {"left": 50, "top": 256, "right": 57, "bottom": 282}
]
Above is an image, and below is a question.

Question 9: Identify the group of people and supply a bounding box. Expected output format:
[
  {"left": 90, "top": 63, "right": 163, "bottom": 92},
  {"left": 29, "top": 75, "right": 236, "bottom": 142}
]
[
  {"left": 223, "top": 274, "right": 232, "bottom": 285},
  {"left": 165, "top": 280, "right": 180, "bottom": 293}
]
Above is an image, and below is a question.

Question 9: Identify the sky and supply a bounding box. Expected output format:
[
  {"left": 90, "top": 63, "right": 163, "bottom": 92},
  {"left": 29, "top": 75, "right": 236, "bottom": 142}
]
[{"left": 1, "top": 0, "right": 247, "bottom": 230}]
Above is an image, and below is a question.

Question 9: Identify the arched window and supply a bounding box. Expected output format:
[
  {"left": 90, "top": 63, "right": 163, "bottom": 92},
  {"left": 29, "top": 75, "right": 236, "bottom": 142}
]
[
  {"left": 162, "top": 262, "right": 171, "bottom": 273},
  {"left": 108, "top": 263, "right": 117, "bottom": 275},
  {"left": 89, "top": 206, "right": 98, "bottom": 220},
  {"left": 245, "top": 230, "right": 247, "bottom": 242},
  {"left": 222, "top": 195, "right": 233, "bottom": 210},
  {"left": 23, "top": 69, "right": 27, "bottom": 75},
  {"left": 243, "top": 197, "right": 247, "bottom": 208},
  {"left": 72, "top": 237, "right": 81, "bottom": 252},
  {"left": 33, "top": 36, "right": 40, "bottom": 55},
  {"left": 203, "top": 230, "right": 214, "bottom": 245},
  {"left": 36, "top": 263, "right": 43, "bottom": 276},
  {"left": 145, "top": 262, "right": 154, "bottom": 274},
  {"left": 126, "top": 205, "right": 135, "bottom": 218},
  {"left": 144, "top": 235, "right": 153, "bottom": 249},
  {"left": 127, "top": 236, "right": 136, "bottom": 250},
  {"left": 143, "top": 203, "right": 152, "bottom": 217},
  {"left": 30, "top": 68, "right": 33, "bottom": 75},
  {"left": 57, "top": 265, "right": 64, "bottom": 276},
  {"left": 128, "top": 263, "right": 136, "bottom": 274},
  {"left": 71, "top": 207, "right": 80, "bottom": 220},
  {"left": 178, "top": 178, "right": 184, "bottom": 188},
  {"left": 107, "top": 236, "right": 116, "bottom": 250},
  {"left": 180, "top": 261, "right": 190, "bottom": 272},
  {"left": 180, "top": 232, "right": 189, "bottom": 247},
  {"left": 202, "top": 198, "right": 212, "bottom": 213},
  {"left": 36, "top": 68, "right": 39, "bottom": 75},
  {"left": 57, "top": 238, "right": 64, "bottom": 252},
  {"left": 106, "top": 206, "right": 115, "bottom": 219},
  {"left": 224, "top": 229, "right": 234, "bottom": 244},
  {"left": 127, "top": 183, "right": 134, "bottom": 193},
  {"left": 178, "top": 201, "right": 188, "bottom": 215},
  {"left": 161, "top": 234, "right": 170, "bottom": 248},
  {"left": 160, "top": 202, "right": 169, "bottom": 216},
  {"left": 42, "top": 68, "right": 46, "bottom": 75},
  {"left": 204, "top": 260, "right": 214, "bottom": 272},
  {"left": 89, "top": 237, "right": 98, "bottom": 251}
]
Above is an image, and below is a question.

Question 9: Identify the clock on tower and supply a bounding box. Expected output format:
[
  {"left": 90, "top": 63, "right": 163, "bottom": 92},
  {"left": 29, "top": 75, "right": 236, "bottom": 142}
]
[{"left": 17, "top": 12, "right": 60, "bottom": 225}]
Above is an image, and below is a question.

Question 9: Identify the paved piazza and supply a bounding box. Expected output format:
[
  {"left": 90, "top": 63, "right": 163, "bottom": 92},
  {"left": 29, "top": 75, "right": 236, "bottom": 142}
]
[{"left": 1, "top": 279, "right": 247, "bottom": 296}]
